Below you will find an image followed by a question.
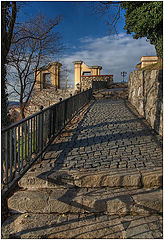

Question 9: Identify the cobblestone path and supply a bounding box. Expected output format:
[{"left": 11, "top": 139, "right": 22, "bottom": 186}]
[
  {"left": 2, "top": 99, "right": 163, "bottom": 239},
  {"left": 44, "top": 99, "right": 162, "bottom": 172}
]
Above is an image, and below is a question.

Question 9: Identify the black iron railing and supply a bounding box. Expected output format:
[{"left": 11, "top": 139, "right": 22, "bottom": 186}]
[{"left": 1, "top": 89, "right": 92, "bottom": 200}]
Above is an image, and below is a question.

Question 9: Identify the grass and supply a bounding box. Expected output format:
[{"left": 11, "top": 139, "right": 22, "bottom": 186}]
[
  {"left": 2, "top": 131, "right": 37, "bottom": 188},
  {"left": 17, "top": 131, "right": 36, "bottom": 162},
  {"left": 140, "top": 60, "right": 163, "bottom": 71}
]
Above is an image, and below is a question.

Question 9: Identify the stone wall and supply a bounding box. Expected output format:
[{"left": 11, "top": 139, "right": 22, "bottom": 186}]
[
  {"left": 24, "top": 87, "right": 74, "bottom": 117},
  {"left": 81, "top": 75, "right": 113, "bottom": 90},
  {"left": 92, "top": 81, "right": 108, "bottom": 90},
  {"left": 128, "top": 70, "right": 163, "bottom": 135}
]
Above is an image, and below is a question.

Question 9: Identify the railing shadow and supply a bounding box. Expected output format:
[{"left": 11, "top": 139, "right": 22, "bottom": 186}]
[
  {"left": 36, "top": 99, "right": 162, "bottom": 220},
  {"left": 37, "top": 101, "right": 95, "bottom": 212},
  {"left": 3, "top": 99, "right": 163, "bottom": 238},
  {"left": 5, "top": 195, "right": 162, "bottom": 239},
  {"left": 37, "top": 99, "right": 162, "bottom": 213}
]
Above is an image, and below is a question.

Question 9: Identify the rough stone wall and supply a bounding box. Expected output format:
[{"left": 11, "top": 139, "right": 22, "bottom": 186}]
[
  {"left": 128, "top": 70, "right": 163, "bottom": 135},
  {"left": 24, "top": 87, "right": 74, "bottom": 117},
  {"left": 81, "top": 75, "right": 113, "bottom": 90},
  {"left": 92, "top": 81, "right": 108, "bottom": 90}
]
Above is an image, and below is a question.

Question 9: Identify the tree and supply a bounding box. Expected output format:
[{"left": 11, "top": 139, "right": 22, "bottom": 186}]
[
  {"left": 7, "top": 14, "right": 63, "bottom": 119},
  {"left": 92, "top": 1, "right": 163, "bottom": 59},
  {"left": 90, "top": 1, "right": 121, "bottom": 35},
  {"left": 1, "top": 1, "right": 17, "bottom": 128},
  {"left": 60, "top": 64, "right": 74, "bottom": 90},
  {"left": 121, "top": 1, "right": 163, "bottom": 59}
]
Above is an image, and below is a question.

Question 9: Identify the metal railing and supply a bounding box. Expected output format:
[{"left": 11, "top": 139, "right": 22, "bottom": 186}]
[{"left": 1, "top": 89, "right": 92, "bottom": 200}]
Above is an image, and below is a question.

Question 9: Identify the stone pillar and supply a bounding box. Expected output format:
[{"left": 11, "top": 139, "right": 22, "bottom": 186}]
[
  {"left": 91, "top": 67, "right": 101, "bottom": 75},
  {"left": 57, "top": 65, "right": 60, "bottom": 89},
  {"left": 51, "top": 65, "right": 55, "bottom": 86},
  {"left": 91, "top": 69, "right": 98, "bottom": 75},
  {"left": 34, "top": 70, "right": 41, "bottom": 90},
  {"left": 73, "top": 61, "right": 83, "bottom": 89},
  {"left": 50, "top": 64, "right": 61, "bottom": 88}
]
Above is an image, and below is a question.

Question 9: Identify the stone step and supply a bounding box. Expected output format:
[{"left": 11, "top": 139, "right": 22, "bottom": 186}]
[
  {"left": 18, "top": 167, "right": 162, "bottom": 189},
  {"left": 2, "top": 212, "right": 162, "bottom": 239},
  {"left": 93, "top": 89, "right": 128, "bottom": 100},
  {"left": 8, "top": 187, "right": 162, "bottom": 216},
  {"left": 108, "top": 82, "right": 128, "bottom": 89}
]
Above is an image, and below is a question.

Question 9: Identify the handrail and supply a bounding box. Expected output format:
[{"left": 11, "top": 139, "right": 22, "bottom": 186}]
[
  {"left": 2, "top": 90, "right": 91, "bottom": 132},
  {"left": 1, "top": 88, "right": 92, "bottom": 200}
]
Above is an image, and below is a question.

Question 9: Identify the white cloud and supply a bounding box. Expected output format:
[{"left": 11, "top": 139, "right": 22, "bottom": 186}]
[{"left": 61, "top": 33, "right": 156, "bottom": 87}]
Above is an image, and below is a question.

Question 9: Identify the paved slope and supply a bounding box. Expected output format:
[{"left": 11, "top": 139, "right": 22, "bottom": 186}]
[{"left": 2, "top": 99, "right": 163, "bottom": 239}]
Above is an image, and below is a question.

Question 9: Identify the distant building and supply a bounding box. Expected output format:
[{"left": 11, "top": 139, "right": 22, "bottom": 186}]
[
  {"left": 34, "top": 62, "right": 62, "bottom": 90},
  {"left": 73, "top": 61, "right": 102, "bottom": 90},
  {"left": 72, "top": 60, "right": 113, "bottom": 91},
  {"left": 136, "top": 56, "right": 159, "bottom": 69}
]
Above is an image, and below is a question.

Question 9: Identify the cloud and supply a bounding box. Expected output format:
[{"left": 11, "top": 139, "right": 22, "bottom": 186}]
[{"left": 61, "top": 33, "right": 156, "bottom": 87}]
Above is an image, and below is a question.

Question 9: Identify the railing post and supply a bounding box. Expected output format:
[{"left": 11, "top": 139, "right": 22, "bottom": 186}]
[
  {"left": 5, "top": 132, "right": 8, "bottom": 187},
  {"left": 17, "top": 126, "right": 21, "bottom": 173},
  {"left": 40, "top": 106, "right": 44, "bottom": 160},
  {"left": 48, "top": 109, "right": 52, "bottom": 139},
  {"left": 9, "top": 129, "right": 13, "bottom": 182},
  {"left": 58, "top": 99, "right": 62, "bottom": 130},
  {"left": 53, "top": 107, "right": 56, "bottom": 135}
]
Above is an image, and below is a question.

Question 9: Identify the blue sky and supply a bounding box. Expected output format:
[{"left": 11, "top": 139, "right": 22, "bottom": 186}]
[
  {"left": 14, "top": 1, "right": 156, "bottom": 88},
  {"left": 20, "top": 1, "right": 126, "bottom": 47}
]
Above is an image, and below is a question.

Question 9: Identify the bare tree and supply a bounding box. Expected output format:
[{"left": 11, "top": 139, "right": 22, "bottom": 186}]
[
  {"left": 7, "top": 14, "right": 63, "bottom": 119},
  {"left": 60, "top": 64, "right": 74, "bottom": 90},
  {"left": 90, "top": 1, "right": 121, "bottom": 35}
]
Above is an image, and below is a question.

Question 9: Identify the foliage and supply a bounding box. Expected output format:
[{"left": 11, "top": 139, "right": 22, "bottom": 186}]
[
  {"left": 121, "top": 1, "right": 163, "bottom": 59},
  {"left": 139, "top": 60, "right": 163, "bottom": 71},
  {"left": 1, "top": 1, "right": 17, "bottom": 128},
  {"left": 92, "top": 1, "right": 163, "bottom": 59},
  {"left": 7, "top": 14, "right": 63, "bottom": 119}
]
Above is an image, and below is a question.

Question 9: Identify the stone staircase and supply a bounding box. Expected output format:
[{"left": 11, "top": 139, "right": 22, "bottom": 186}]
[
  {"left": 8, "top": 168, "right": 162, "bottom": 216},
  {"left": 2, "top": 96, "right": 163, "bottom": 239},
  {"left": 2, "top": 161, "right": 162, "bottom": 239}
]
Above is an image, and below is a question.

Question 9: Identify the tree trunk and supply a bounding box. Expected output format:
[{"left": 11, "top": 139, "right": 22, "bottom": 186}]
[
  {"left": 20, "top": 102, "right": 25, "bottom": 119},
  {"left": 1, "top": 2, "right": 17, "bottom": 128}
]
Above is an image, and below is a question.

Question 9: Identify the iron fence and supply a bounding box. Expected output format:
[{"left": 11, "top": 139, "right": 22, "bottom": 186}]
[{"left": 1, "top": 89, "right": 92, "bottom": 200}]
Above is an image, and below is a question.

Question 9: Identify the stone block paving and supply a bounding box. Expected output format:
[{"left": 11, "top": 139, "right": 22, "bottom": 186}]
[
  {"left": 2, "top": 99, "right": 163, "bottom": 239},
  {"left": 41, "top": 99, "right": 162, "bottom": 173}
]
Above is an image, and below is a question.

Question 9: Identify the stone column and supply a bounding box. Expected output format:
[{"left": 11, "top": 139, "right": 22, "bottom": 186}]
[
  {"left": 57, "top": 65, "right": 60, "bottom": 88},
  {"left": 54, "top": 63, "right": 62, "bottom": 89},
  {"left": 34, "top": 70, "right": 41, "bottom": 90},
  {"left": 51, "top": 65, "right": 55, "bottom": 86},
  {"left": 90, "top": 67, "right": 102, "bottom": 76},
  {"left": 73, "top": 61, "right": 83, "bottom": 89},
  {"left": 92, "top": 69, "right": 98, "bottom": 75}
]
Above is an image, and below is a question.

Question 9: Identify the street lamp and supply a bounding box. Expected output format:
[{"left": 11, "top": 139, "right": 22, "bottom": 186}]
[{"left": 121, "top": 72, "right": 127, "bottom": 82}]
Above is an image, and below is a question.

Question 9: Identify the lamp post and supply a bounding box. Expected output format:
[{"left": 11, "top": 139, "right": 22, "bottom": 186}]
[{"left": 121, "top": 72, "right": 127, "bottom": 82}]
